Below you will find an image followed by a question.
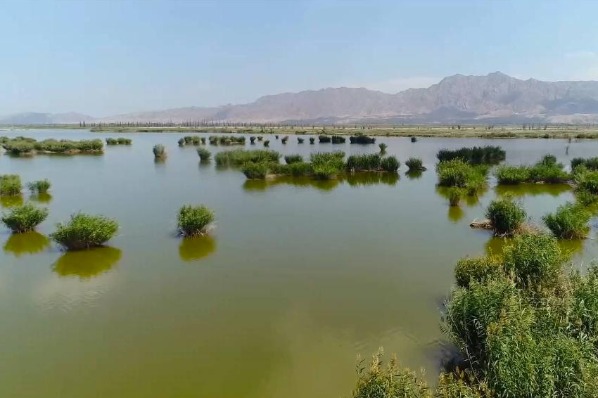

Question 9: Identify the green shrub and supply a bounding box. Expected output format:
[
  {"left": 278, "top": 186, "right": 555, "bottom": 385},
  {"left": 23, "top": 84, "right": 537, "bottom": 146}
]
[
  {"left": 503, "top": 233, "right": 563, "bottom": 289},
  {"left": 454, "top": 256, "right": 502, "bottom": 288},
  {"left": 197, "top": 148, "right": 211, "bottom": 162},
  {"left": 351, "top": 350, "right": 430, "bottom": 398},
  {"left": 485, "top": 196, "right": 526, "bottom": 236},
  {"left": 2, "top": 140, "right": 35, "bottom": 155},
  {"left": 284, "top": 154, "right": 303, "bottom": 164},
  {"left": 331, "top": 135, "right": 346, "bottom": 144},
  {"left": 177, "top": 205, "right": 215, "bottom": 236},
  {"left": 380, "top": 156, "right": 400, "bottom": 172},
  {"left": 437, "top": 146, "right": 505, "bottom": 165},
  {"left": 27, "top": 179, "right": 51, "bottom": 194},
  {"left": 106, "top": 138, "right": 117, "bottom": 145},
  {"left": 0, "top": 175, "right": 22, "bottom": 196},
  {"left": 378, "top": 143, "right": 387, "bottom": 153},
  {"left": 153, "top": 144, "right": 166, "bottom": 159},
  {"left": 1, "top": 203, "right": 48, "bottom": 233},
  {"left": 446, "top": 187, "right": 465, "bottom": 207},
  {"left": 249, "top": 136, "right": 256, "bottom": 144},
  {"left": 543, "top": 202, "right": 591, "bottom": 239},
  {"left": 349, "top": 134, "right": 376, "bottom": 144},
  {"left": 309, "top": 137, "right": 315, "bottom": 144},
  {"left": 50, "top": 213, "right": 119, "bottom": 250},
  {"left": 313, "top": 163, "right": 341, "bottom": 180},
  {"left": 297, "top": 137, "right": 304, "bottom": 144},
  {"left": 319, "top": 135, "right": 331, "bottom": 143},
  {"left": 346, "top": 154, "right": 381, "bottom": 171},
  {"left": 405, "top": 157, "right": 425, "bottom": 172},
  {"left": 263, "top": 140, "right": 270, "bottom": 147},
  {"left": 215, "top": 149, "right": 280, "bottom": 166},
  {"left": 495, "top": 165, "right": 531, "bottom": 185},
  {"left": 437, "top": 160, "right": 488, "bottom": 193},
  {"left": 281, "top": 136, "right": 289, "bottom": 144},
  {"left": 242, "top": 163, "right": 270, "bottom": 179},
  {"left": 572, "top": 157, "right": 598, "bottom": 172}
]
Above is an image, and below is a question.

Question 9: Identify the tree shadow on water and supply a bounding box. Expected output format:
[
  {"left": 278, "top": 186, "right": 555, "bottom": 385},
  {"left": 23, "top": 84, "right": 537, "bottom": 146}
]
[
  {"left": 52, "top": 246, "right": 122, "bottom": 280},
  {"left": 179, "top": 235, "right": 217, "bottom": 262},
  {"left": 3, "top": 231, "right": 50, "bottom": 257}
]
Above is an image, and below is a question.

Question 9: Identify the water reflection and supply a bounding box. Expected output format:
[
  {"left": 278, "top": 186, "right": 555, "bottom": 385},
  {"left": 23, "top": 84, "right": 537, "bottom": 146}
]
[
  {"left": 405, "top": 170, "right": 423, "bottom": 180},
  {"left": 342, "top": 172, "right": 399, "bottom": 187},
  {"left": 243, "top": 177, "right": 340, "bottom": 192},
  {"left": 179, "top": 235, "right": 217, "bottom": 262},
  {"left": 0, "top": 195, "right": 24, "bottom": 208},
  {"left": 447, "top": 206, "right": 465, "bottom": 223},
  {"left": 52, "top": 247, "right": 122, "bottom": 279},
  {"left": 3, "top": 231, "right": 50, "bottom": 257},
  {"left": 30, "top": 192, "right": 53, "bottom": 204},
  {"left": 485, "top": 236, "right": 584, "bottom": 258},
  {"left": 495, "top": 183, "right": 571, "bottom": 198}
]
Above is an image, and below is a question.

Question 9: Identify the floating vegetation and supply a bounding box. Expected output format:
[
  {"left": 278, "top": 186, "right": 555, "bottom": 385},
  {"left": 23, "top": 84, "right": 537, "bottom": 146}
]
[
  {"left": 177, "top": 205, "right": 215, "bottom": 236},
  {"left": 50, "top": 213, "right": 119, "bottom": 250},
  {"left": 437, "top": 145, "right": 505, "bottom": 165}
]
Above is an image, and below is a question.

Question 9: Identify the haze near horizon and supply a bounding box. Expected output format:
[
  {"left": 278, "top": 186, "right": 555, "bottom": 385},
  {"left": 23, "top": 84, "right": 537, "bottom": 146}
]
[{"left": 2, "top": 0, "right": 598, "bottom": 116}]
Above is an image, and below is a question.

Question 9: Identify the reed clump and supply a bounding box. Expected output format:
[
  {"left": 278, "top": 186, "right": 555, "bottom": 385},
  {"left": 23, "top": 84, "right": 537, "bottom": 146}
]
[
  {"left": 50, "top": 213, "right": 118, "bottom": 250},
  {"left": 1, "top": 203, "right": 48, "bottom": 233},
  {"left": 177, "top": 205, "right": 215, "bottom": 236}
]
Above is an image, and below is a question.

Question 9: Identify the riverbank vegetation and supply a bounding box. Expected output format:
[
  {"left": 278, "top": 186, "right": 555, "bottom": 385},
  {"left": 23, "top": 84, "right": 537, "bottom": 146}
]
[
  {"left": 50, "top": 213, "right": 119, "bottom": 250},
  {"left": 177, "top": 205, "right": 214, "bottom": 236},
  {"left": 0, "top": 175, "right": 22, "bottom": 196},
  {"left": 352, "top": 232, "right": 598, "bottom": 397},
  {"left": 1, "top": 203, "right": 48, "bottom": 233},
  {"left": 0, "top": 137, "right": 103, "bottom": 155}
]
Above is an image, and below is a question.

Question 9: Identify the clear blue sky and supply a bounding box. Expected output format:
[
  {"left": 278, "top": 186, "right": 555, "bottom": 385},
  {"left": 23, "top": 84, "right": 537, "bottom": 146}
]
[{"left": 1, "top": 0, "right": 597, "bottom": 116}]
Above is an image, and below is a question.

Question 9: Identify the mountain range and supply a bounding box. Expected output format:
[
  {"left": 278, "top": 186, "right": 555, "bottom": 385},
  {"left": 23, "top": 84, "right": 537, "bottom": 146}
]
[{"left": 4, "top": 72, "right": 598, "bottom": 125}]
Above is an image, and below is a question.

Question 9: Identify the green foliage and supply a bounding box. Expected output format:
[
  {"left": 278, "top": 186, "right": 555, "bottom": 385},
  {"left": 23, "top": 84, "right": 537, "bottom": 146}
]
[
  {"left": 436, "top": 146, "right": 505, "bottom": 165},
  {"left": 436, "top": 160, "right": 488, "bottom": 194},
  {"left": 446, "top": 187, "right": 465, "bottom": 207},
  {"left": 50, "top": 213, "right": 118, "bottom": 250},
  {"left": 0, "top": 174, "right": 22, "bottom": 196},
  {"left": 2, "top": 137, "right": 103, "bottom": 155},
  {"left": 1, "top": 203, "right": 48, "bottom": 233},
  {"left": 503, "top": 233, "right": 563, "bottom": 289},
  {"left": 378, "top": 143, "right": 387, "bottom": 153},
  {"left": 494, "top": 165, "right": 531, "bottom": 184},
  {"left": 297, "top": 137, "right": 304, "bottom": 144},
  {"left": 543, "top": 202, "right": 591, "bottom": 239},
  {"left": 331, "top": 135, "right": 346, "bottom": 144},
  {"left": 263, "top": 140, "right": 270, "bottom": 147},
  {"left": 309, "top": 137, "right": 315, "bottom": 144},
  {"left": 106, "top": 137, "right": 131, "bottom": 145},
  {"left": 454, "top": 256, "right": 502, "bottom": 288},
  {"left": 242, "top": 163, "right": 270, "bottom": 179},
  {"left": 346, "top": 154, "right": 381, "bottom": 171},
  {"left": 310, "top": 151, "right": 345, "bottom": 179},
  {"left": 208, "top": 135, "right": 245, "bottom": 146},
  {"left": 571, "top": 157, "right": 598, "bottom": 171},
  {"left": 196, "top": 147, "right": 211, "bottom": 162},
  {"left": 485, "top": 196, "right": 526, "bottom": 236},
  {"left": 405, "top": 157, "right": 425, "bottom": 172},
  {"left": 380, "top": 156, "right": 400, "bottom": 172},
  {"left": 27, "top": 179, "right": 51, "bottom": 194},
  {"left": 349, "top": 134, "right": 376, "bottom": 144},
  {"left": 319, "top": 135, "right": 331, "bottom": 143},
  {"left": 177, "top": 205, "right": 215, "bottom": 236},
  {"left": 215, "top": 149, "right": 280, "bottom": 166},
  {"left": 153, "top": 144, "right": 166, "bottom": 158},
  {"left": 496, "top": 156, "right": 569, "bottom": 185},
  {"left": 284, "top": 154, "right": 303, "bottom": 164},
  {"left": 351, "top": 350, "right": 430, "bottom": 398}
]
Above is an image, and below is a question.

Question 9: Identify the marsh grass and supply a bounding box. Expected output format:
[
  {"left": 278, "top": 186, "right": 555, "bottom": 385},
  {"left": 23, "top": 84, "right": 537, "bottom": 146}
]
[
  {"left": 349, "top": 134, "right": 376, "bottom": 144},
  {"left": 196, "top": 147, "right": 211, "bottom": 162},
  {"left": 177, "top": 205, "right": 215, "bottom": 236},
  {"left": 284, "top": 154, "right": 303, "bottom": 164},
  {"left": 378, "top": 143, "right": 387, "bottom": 153},
  {"left": 309, "top": 137, "right": 315, "bottom": 144},
  {"left": 405, "top": 157, "right": 426, "bottom": 172},
  {"left": 1, "top": 203, "right": 48, "bottom": 233},
  {"left": 436, "top": 159, "right": 488, "bottom": 195},
  {"left": 437, "top": 146, "right": 505, "bottom": 165},
  {"left": 215, "top": 149, "right": 280, "bottom": 166},
  {"left": 0, "top": 175, "right": 22, "bottom": 196},
  {"left": 380, "top": 156, "right": 400, "bottom": 172},
  {"left": 27, "top": 179, "right": 51, "bottom": 194},
  {"left": 50, "top": 213, "right": 118, "bottom": 250},
  {"left": 543, "top": 202, "right": 591, "bottom": 239},
  {"left": 495, "top": 156, "right": 569, "bottom": 185},
  {"left": 447, "top": 187, "right": 466, "bottom": 207},
  {"left": 485, "top": 196, "right": 526, "bottom": 236}
]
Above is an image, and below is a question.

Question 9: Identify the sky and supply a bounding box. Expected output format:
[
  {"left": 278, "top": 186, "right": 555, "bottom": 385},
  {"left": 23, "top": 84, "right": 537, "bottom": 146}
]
[{"left": 1, "top": 0, "right": 598, "bottom": 116}]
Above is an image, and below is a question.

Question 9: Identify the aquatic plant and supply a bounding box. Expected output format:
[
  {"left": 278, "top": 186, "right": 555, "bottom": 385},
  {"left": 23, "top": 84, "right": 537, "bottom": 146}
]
[
  {"left": 410, "top": 136, "right": 417, "bottom": 143},
  {"left": 331, "top": 135, "right": 346, "bottom": 144},
  {"left": 250, "top": 136, "right": 256, "bottom": 144},
  {"left": 571, "top": 157, "right": 598, "bottom": 171},
  {"left": 178, "top": 138, "right": 185, "bottom": 146},
  {"left": 297, "top": 137, "right": 304, "bottom": 144},
  {"left": 309, "top": 137, "right": 315, "bottom": 144},
  {"left": 1, "top": 203, "right": 48, "bottom": 233},
  {"left": 242, "top": 163, "right": 271, "bottom": 179},
  {"left": 318, "top": 135, "right": 331, "bottom": 143},
  {"left": 346, "top": 154, "right": 381, "bottom": 171},
  {"left": 378, "top": 143, "right": 387, "bottom": 153},
  {"left": 454, "top": 256, "right": 502, "bottom": 288},
  {"left": 485, "top": 196, "right": 526, "bottom": 236},
  {"left": 349, "top": 134, "right": 376, "bottom": 144},
  {"left": 50, "top": 213, "right": 119, "bottom": 250},
  {"left": 543, "top": 202, "right": 591, "bottom": 239},
  {"left": 214, "top": 149, "right": 280, "bottom": 166},
  {"left": 495, "top": 165, "right": 531, "bottom": 184},
  {"left": 380, "top": 156, "right": 400, "bottom": 172},
  {"left": 197, "top": 147, "right": 211, "bottom": 162},
  {"left": 106, "top": 137, "right": 132, "bottom": 145},
  {"left": 281, "top": 136, "right": 289, "bottom": 144},
  {"left": 177, "top": 205, "right": 215, "bottom": 236},
  {"left": 284, "top": 154, "right": 303, "bottom": 164},
  {"left": 0, "top": 175, "right": 22, "bottom": 196},
  {"left": 153, "top": 144, "right": 167, "bottom": 159},
  {"left": 436, "top": 159, "right": 488, "bottom": 193},
  {"left": 27, "top": 179, "right": 51, "bottom": 194},
  {"left": 446, "top": 187, "right": 466, "bottom": 207},
  {"left": 495, "top": 156, "right": 569, "bottom": 185},
  {"left": 405, "top": 157, "right": 425, "bottom": 172},
  {"left": 263, "top": 140, "right": 270, "bottom": 147},
  {"left": 436, "top": 146, "right": 505, "bottom": 165}
]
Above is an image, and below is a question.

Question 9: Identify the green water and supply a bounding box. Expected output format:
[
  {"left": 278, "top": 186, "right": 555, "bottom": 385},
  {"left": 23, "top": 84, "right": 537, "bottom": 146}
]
[{"left": 1, "top": 130, "right": 597, "bottom": 397}]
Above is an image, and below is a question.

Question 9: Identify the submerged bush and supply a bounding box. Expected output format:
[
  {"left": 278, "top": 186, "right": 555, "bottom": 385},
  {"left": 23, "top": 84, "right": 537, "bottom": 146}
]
[
  {"left": 1, "top": 203, "right": 48, "bottom": 233},
  {"left": 153, "top": 144, "right": 166, "bottom": 159},
  {"left": 177, "top": 205, "right": 215, "bottom": 236},
  {"left": 0, "top": 175, "right": 22, "bottom": 196},
  {"left": 50, "top": 213, "right": 118, "bottom": 250},
  {"left": 543, "top": 202, "right": 591, "bottom": 239},
  {"left": 485, "top": 196, "right": 526, "bottom": 236},
  {"left": 349, "top": 134, "right": 376, "bottom": 144},
  {"left": 378, "top": 143, "right": 387, "bottom": 153},
  {"left": 196, "top": 147, "right": 211, "bottom": 162},
  {"left": 27, "top": 179, "right": 51, "bottom": 194},
  {"left": 446, "top": 187, "right": 465, "bottom": 207},
  {"left": 380, "top": 156, "right": 400, "bottom": 172},
  {"left": 284, "top": 154, "right": 303, "bottom": 164},
  {"left": 405, "top": 157, "right": 425, "bottom": 172},
  {"left": 437, "top": 146, "right": 505, "bottom": 165}
]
